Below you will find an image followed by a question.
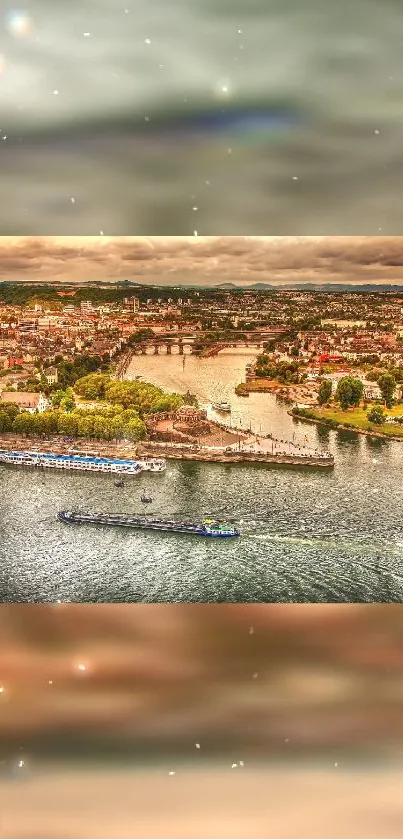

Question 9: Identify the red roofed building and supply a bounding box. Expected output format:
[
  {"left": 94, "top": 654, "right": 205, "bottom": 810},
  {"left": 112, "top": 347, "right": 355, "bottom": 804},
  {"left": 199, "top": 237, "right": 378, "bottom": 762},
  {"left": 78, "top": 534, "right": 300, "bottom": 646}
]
[
  {"left": 8, "top": 355, "right": 24, "bottom": 367},
  {"left": 319, "top": 354, "right": 344, "bottom": 363}
]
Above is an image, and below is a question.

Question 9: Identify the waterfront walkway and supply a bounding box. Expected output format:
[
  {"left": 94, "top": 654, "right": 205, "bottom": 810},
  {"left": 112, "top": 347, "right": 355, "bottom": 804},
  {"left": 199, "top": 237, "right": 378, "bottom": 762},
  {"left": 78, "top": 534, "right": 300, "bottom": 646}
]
[
  {"left": 224, "top": 433, "right": 332, "bottom": 461},
  {"left": 0, "top": 432, "right": 333, "bottom": 467}
]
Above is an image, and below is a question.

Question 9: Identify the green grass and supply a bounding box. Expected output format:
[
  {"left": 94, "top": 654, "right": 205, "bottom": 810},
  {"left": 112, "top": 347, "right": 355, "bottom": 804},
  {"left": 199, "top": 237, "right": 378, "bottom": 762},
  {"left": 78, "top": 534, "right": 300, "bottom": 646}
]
[{"left": 312, "top": 403, "right": 403, "bottom": 437}]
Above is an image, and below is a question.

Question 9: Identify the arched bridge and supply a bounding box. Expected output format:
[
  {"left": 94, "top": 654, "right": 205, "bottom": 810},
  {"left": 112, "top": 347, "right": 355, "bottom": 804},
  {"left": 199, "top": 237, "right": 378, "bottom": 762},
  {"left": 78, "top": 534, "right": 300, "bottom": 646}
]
[{"left": 133, "top": 338, "right": 266, "bottom": 356}]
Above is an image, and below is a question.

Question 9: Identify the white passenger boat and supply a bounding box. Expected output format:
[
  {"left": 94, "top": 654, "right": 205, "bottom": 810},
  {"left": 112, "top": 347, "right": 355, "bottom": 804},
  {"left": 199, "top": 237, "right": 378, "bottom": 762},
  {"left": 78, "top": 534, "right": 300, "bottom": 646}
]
[
  {"left": 212, "top": 402, "right": 232, "bottom": 413},
  {"left": 0, "top": 450, "right": 166, "bottom": 475}
]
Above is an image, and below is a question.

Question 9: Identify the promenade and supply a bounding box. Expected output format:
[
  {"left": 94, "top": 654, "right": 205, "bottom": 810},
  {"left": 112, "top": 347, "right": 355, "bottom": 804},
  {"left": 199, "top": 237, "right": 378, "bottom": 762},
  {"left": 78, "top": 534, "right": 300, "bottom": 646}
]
[
  {"left": 138, "top": 441, "right": 334, "bottom": 468},
  {"left": 0, "top": 433, "right": 334, "bottom": 468}
]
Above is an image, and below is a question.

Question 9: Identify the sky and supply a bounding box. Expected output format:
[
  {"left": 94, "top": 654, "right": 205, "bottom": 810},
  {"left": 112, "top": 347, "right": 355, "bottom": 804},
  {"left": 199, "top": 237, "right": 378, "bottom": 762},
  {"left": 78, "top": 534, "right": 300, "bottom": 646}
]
[{"left": 1, "top": 236, "right": 403, "bottom": 287}]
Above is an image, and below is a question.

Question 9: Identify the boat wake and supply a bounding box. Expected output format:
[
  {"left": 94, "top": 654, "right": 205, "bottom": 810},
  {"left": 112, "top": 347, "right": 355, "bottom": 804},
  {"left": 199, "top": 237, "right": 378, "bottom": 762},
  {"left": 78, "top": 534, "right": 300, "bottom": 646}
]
[{"left": 248, "top": 531, "right": 403, "bottom": 557}]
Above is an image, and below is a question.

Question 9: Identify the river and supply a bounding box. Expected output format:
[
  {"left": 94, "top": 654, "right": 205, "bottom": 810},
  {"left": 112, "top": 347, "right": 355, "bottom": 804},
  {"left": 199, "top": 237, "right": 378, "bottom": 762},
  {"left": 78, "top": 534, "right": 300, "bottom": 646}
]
[
  {"left": 2, "top": 0, "right": 403, "bottom": 236},
  {"left": 0, "top": 350, "right": 402, "bottom": 602},
  {"left": 128, "top": 348, "right": 315, "bottom": 439}
]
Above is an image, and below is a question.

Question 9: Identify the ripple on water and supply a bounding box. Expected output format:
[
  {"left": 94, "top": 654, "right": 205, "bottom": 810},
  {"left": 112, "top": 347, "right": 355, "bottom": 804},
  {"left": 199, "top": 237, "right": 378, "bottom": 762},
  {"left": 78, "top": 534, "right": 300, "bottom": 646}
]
[{"left": 1, "top": 362, "right": 403, "bottom": 601}]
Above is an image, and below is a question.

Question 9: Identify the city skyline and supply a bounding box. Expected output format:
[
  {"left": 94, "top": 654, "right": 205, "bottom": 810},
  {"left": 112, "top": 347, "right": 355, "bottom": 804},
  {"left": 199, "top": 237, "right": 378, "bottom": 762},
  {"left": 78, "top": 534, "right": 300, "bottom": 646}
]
[{"left": 2, "top": 236, "right": 403, "bottom": 287}]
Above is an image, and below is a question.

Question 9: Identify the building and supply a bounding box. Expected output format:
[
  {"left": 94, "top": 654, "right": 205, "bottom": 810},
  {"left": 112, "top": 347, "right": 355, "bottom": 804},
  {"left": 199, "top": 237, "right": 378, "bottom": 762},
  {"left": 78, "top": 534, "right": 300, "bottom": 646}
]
[
  {"left": 8, "top": 355, "right": 24, "bottom": 368},
  {"left": 0, "top": 392, "right": 49, "bottom": 413},
  {"left": 44, "top": 366, "right": 58, "bottom": 385},
  {"left": 80, "top": 301, "right": 93, "bottom": 312},
  {"left": 124, "top": 297, "right": 140, "bottom": 312},
  {"left": 362, "top": 382, "right": 382, "bottom": 400},
  {"left": 174, "top": 406, "right": 208, "bottom": 422}
]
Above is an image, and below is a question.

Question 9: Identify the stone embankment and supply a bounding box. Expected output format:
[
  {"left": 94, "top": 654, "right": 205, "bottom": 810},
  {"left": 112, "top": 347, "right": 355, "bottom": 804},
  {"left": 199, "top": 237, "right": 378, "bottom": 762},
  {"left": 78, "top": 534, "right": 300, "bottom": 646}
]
[
  {"left": 114, "top": 349, "right": 134, "bottom": 379},
  {"left": 0, "top": 434, "right": 334, "bottom": 468},
  {"left": 137, "top": 442, "right": 334, "bottom": 468}
]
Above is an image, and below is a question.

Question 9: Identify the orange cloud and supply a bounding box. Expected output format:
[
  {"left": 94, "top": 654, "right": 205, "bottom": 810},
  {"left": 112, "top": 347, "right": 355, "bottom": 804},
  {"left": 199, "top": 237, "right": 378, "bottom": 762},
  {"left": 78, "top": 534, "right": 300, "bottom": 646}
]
[{"left": 1, "top": 236, "right": 403, "bottom": 286}]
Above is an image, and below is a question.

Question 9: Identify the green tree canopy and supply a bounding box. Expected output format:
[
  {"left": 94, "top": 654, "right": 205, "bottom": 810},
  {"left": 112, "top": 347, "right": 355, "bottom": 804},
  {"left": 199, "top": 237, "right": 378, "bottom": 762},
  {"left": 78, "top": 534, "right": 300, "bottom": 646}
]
[
  {"left": 74, "top": 374, "right": 110, "bottom": 400},
  {"left": 0, "top": 410, "right": 12, "bottom": 432},
  {"left": 367, "top": 406, "right": 385, "bottom": 426},
  {"left": 318, "top": 379, "right": 332, "bottom": 405},
  {"left": 378, "top": 373, "right": 396, "bottom": 408},
  {"left": 12, "top": 412, "right": 36, "bottom": 435},
  {"left": 335, "top": 376, "right": 363, "bottom": 410}
]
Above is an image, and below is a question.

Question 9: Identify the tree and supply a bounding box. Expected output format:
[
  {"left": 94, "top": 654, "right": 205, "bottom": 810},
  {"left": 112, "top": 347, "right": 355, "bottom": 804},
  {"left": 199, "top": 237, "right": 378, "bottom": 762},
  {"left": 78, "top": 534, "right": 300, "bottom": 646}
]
[
  {"left": 76, "top": 415, "right": 94, "bottom": 438},
  {"left": 119, "top": 409, "right": 142, "bottom": 424},
  {"left": 367, "top": 406, "right": 385, "bottom": 426},
  {"left": 349, "top": 378, "right": 364, "bottom": 408},
  {"left": 57, "top": 413, "right": 79, "bottom": 436},
  {"left": 182, "top": 391, "right": 199, "bottom": 407},
  {"left": 378, "top": 373, "right": 396, "bottom": 408},
  {"left": 335, "top": 377, "right": 353, "bottom": 411},
  {"left": 335, "top": 376, "right": 363, "bottom": 411},
  {"left": 12, "top": 412, "right": 37, "bottom": 435},
  {"left": 51, "top": 389, "right": 67, "bottom": 407},
  {"left": 124, "top": 417, "right": 147, "bottom": 441},
  {"left": 0, "top": 410, "right": 12, "bottom": 432},
  {"left": 318, "top": 379, "right": 332, "bottom": 405},
  {"left": 92, "top": 416, "right": 108, "bottom": 439},
  {"left": 109, "top": 418, "right": 125, "bottom": 441},
  {"left": 74, "top": 373, "right": 109, "bottom": 400},
  {"left": 366, "top": 368, "right": 381, "bottom": 382},
  {"left": 0, "top": 402, "right": 20, "bottom": 421},
  {"left": 34, "top": 411, "right": 59, "bottom": 435},
  {"left": 59, "top": 396, "right": 75, "bottom": 412},
  {"left": 127, "top": 328, "right": 154, "bottom": 345}
]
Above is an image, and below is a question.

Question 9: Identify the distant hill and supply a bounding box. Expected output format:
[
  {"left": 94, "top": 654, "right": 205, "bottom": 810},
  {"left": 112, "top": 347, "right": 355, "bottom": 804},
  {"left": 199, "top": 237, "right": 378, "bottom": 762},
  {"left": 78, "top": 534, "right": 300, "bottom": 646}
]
[
  {"left": 215, "top": 282, "right": 403, "bottom": 293},
  {"left": 2, "top": 279, "right": 403, "bottom": 293},
  {"left": 215, "top": 282, "right": 275, "bottom": 290},
  {"left": 282, "top": 283, "right": 403, "bottom": 293},
  {"left": 248, "top": 283, "right": 276, "bottom": 289}
]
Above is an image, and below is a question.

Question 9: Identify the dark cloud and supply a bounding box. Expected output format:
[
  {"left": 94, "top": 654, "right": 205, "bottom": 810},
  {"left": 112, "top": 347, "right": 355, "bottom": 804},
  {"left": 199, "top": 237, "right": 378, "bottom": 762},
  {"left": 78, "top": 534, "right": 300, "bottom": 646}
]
[{"left": 1, "top": 236, "right": 403, "bottom": 285}]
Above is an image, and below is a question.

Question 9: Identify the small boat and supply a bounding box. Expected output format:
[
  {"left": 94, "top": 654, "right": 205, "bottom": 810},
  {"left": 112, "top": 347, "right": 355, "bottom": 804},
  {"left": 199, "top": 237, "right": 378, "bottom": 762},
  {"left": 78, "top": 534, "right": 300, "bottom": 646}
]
[
  {"left": 141, "top": 492, "right": 153, "bottom": 504},
  {"left": 114, "top": 480, "right": 125, "bottom": 488},
  {"left": 212, "top": 402, "right": 231, "bottom": 413},
  {"left": 58, "top": 511, "right": 240, "bottom": 538}
]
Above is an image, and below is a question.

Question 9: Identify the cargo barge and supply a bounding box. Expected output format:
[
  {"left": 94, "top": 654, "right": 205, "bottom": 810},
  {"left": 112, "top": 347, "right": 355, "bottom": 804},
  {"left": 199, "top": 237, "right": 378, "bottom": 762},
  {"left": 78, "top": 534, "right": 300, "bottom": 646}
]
[{"left": 57, "top": 510, "right": 240, "bottom": 538}]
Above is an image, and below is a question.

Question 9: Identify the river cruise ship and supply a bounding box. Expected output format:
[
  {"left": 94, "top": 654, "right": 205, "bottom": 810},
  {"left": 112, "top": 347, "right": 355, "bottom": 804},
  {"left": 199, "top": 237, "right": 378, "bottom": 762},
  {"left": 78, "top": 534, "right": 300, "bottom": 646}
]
[
  {"left": 0, "top": 450, "right": 166, "bottom": 475},
  {"left": 58, "top": 510, "right": 241, "bottom": 538}
]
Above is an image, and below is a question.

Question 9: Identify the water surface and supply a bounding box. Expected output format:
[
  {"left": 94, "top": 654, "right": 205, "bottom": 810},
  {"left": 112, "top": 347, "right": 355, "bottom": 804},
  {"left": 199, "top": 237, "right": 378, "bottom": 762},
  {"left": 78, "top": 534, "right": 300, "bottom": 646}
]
[{"left": 0, "top": 351, "right": 402, "bottom": 602}]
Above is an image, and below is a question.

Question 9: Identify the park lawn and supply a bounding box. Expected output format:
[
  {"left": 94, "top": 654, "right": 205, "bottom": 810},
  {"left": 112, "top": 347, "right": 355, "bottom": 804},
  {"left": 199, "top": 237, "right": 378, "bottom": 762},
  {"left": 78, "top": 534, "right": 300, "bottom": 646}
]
[{"left": 314, "top": 403, "right": 403, "bottom": 437}]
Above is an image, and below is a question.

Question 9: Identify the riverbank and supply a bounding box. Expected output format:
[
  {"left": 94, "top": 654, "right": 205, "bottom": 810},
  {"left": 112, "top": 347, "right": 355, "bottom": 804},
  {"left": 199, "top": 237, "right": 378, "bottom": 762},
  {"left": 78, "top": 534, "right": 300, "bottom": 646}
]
[
  {"left": 0, "top": 433, "right": 334, "bottom": 468},
  {"left": 290, "top": 407, "right": 403, "bottom": 442},
  {"left": 235, "top": 378, "right": 319, "bottom": 405},
  {"left": 137, "top": 441, "right": 333, "bottom": 468},
  {"left": 115, "top": 348, "right": 135, "bottom": 379}
]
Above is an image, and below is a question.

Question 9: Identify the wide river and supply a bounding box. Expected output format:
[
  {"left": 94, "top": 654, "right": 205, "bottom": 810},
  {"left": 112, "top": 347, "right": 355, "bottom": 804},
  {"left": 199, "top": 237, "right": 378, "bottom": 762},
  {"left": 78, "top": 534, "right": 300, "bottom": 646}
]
[{"left": 1, "top": 350, "right": 403, "bottom": 602}]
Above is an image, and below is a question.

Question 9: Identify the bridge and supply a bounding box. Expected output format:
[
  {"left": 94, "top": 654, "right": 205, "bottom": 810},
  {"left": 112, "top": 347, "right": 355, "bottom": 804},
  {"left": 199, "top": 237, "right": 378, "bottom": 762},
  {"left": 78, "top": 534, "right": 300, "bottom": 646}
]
[
  {"left": 134, "top": 339, "right": 188, "bottom": 355},
  {"left": 132, "top": 335, "right": 272, "bottom": 355},
  {"left": 200, "top": 341, "right": 265, "bottom": 357}
]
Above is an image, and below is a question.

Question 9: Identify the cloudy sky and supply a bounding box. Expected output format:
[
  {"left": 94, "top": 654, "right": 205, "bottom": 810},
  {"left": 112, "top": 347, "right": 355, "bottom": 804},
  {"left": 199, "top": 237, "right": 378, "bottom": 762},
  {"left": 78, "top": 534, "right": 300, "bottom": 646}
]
[{"left": 1, "top": 236, "right": 403, "bottom": 286}]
